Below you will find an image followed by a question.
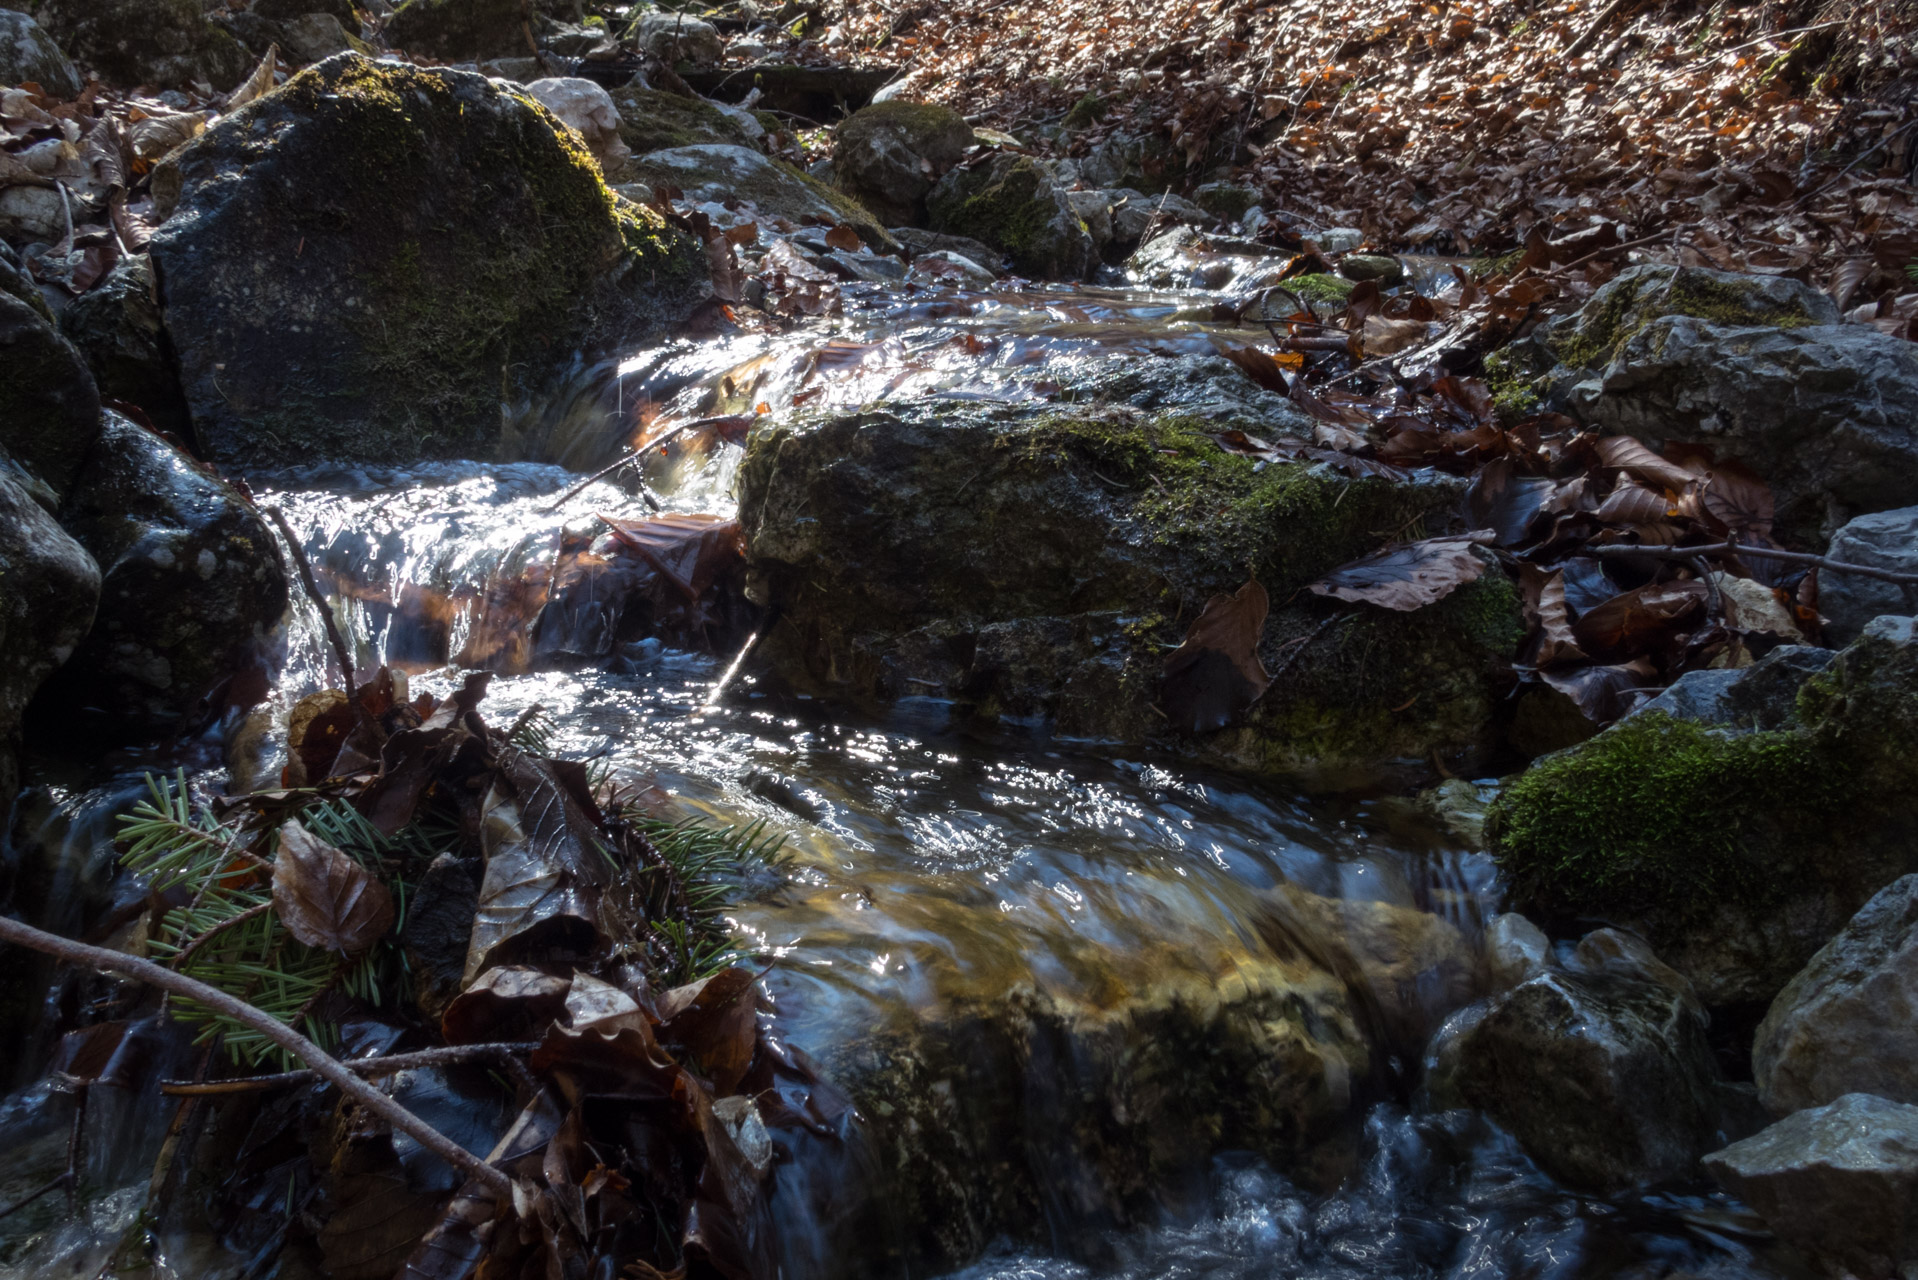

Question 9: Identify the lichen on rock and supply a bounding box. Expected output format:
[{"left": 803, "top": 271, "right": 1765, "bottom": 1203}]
[
  {"left": 927, "top": 153, "right": 1094, "bottom": 280},
  {"left": 832, "top": 99, "right": 975, "bottom": 227},
  {"left": 148, "top": 53, "right": 709, "bottom": 467}
]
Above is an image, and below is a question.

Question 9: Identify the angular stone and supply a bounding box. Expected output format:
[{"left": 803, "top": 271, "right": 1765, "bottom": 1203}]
[
  {"left": 1823, "top": 505, "right": 1918, "bottom": 646},
  {"left": 31, "top": 412, "right": 288, "bottom": 738},
  {"left": 149, "top": 54, "right": 707, "bottom": 467},
  {"left": 927, "top": 153, "right": 1094, "bottom": 280},
  {"left": 626, "top": 12, "right": 724, "bottom": 65},
  {"left": 1755, "top": 875, "right": 1918, "bottom": 1115},
  {"left": 58, "top": 254, "right": 191, "bottom": 441},
  {"left": 525, "top": 76, "right": 629, "bottom": 171},
  {"left": 1628, "top": 643, "right": 1835, "bottom": 731},
  {"left": 832, "top": 100, "right": 974, "bottom": 227},
  {"left": 0, "top": 290, "right": 102, "bottom": 500},
  {"left": 1427, "top": 970, "right": 1723, "bottom": 1190},
  {"left": 1705, "top": 1092, "right": 1918, "bottom": 1278},
  {"left": 624, "top": 143, "right": 893, "bottom": 249},
  {"left": 607, "top": 86, "right": 758, "bottom": 158},
  {"left": 0, "top": 10, "right": 82, "bottom": 98},
  {"left": 0, "top": 461, "right": 99, "bottom": 806},
  {"left": 1546, "top": 266, "right": 1915, "bottom": 539}
]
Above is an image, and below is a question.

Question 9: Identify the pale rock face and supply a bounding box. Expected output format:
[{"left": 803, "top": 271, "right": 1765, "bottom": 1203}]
[
  {"left": 1821, "top": 505, "right": 1918, "bottom": 645},
  {"left": 525, "top": 76, "right": 631, "bottom": 172},
  {"left": 628, "top": 12, "right": 725, "bottom": 66}
]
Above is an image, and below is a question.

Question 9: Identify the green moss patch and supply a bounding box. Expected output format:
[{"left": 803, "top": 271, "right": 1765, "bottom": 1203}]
[
  {"left": 1549, "top": 266, "right": 1823, "bottom": 371},
  {"left": 610, "top": 87, "right": 759, "bottom": 156}
]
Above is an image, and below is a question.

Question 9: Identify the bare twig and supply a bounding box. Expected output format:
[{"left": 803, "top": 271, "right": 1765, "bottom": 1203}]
[
  {"left": 265, "top": 506, "right": 356, "bottom": 699},
  {"left": 0, "top": 915, "right": 511, "bottom": 1196},
  {"left": 0, "top": 1172, "right": 71, "bottom": 1221},
  {"left": 1587, "top": 540, "right": 1918, "bottom": 585},
  {"left": 1564, "top": 0, "right": 1638, "bottom": 61},
  {"left": 544, "top": 427, "right": 687, "bottom": 513},
  {"left": 159, "top": 1041, "right": 541, "bottom": 1096}
]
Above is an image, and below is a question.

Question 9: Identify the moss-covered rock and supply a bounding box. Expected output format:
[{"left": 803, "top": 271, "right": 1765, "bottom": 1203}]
[
  {"left": 1192, "top": 181, "right": 1257, "bottom": 223},
  {"left": 623, "top": 143, "right": 895, "bottom": 250},
  {"left": 810, "top": 938, "right": 1370, "bottom": 1271},
  {"left": 148, "top": 53, "right": 708, "bottom": 467},
  {"left": 926, "top": 153, "right": 1094, "bottom": 280},
  {"left": 608, "top": 85, "right": 759, "bottom": 157},
  {"left": 738, "top": 402, "right": 1524, "bottom": 781},
  {"left": 36, "top": 0, "right": 252, "bottom": 90},
  {"left": 383, "top": 0, "right": 527, "bottom": 61},
  {"left": 1541, "top": 264, "right": 1835, "bottom": 373},
  {"left": 0, "top": 290, "right": 102, "bottom": 500},
  {"left": 832, "top": 99, "right": 974, "bottom": 227},
  {"left": 1487, "top": 616, "right": 1918, "bottom": 1006},
  {"left": 30, "top": 411, "right": 288, "bottom": 740}
]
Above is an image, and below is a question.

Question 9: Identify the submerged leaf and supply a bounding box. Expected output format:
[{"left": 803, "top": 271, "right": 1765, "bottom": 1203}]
[
  {"left": 1160, "top": 578, "right": 1272, "bottom": 735},
  {"left": 1571, "top": 580, "right": 1709, "bottom": 660},
  {"left": 272, "top": 820, "right": 395, "bottom": 957},
  {"left": 1307, "top": 532, "right": 1493, "bottom": 611}
]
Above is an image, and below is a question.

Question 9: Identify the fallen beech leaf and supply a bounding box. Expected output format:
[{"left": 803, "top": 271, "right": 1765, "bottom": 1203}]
[
  {"left": 1538, "top": 657, "right": 1658, "bottom": 722},
  {"left": 1592, "top": 481, "right": 1677, "bottom": 525},
  {"left": 1571, "top": 580, "right": 1709, "bottom": 660},
  {"left": 1594, "top": 436, "right": 1697, "bottom": 492},
  {"left": 1307, "top": 532, "right": 1493, "bottom": 611},
  {"left": 657, "top": 967, "right": 759, "bottom": 1095},
  {"left": 273, "top": 820, "right": 395, "bottom": 957},
  {"left": 1361, "top": 313, "right": 1429, "bottom": 356},
  {"left": 226, "top": 45, "right": 278, "bottom": 112},
  {"left": 1518, "top": 565, "right": 1588, "bottom": 666},
  {"left": 1468, "top": 458, "right": 1556, "bottom": 546},
  {"left": 1160, "top": 578, "right": 1271, "bottom": 734},
  {"left": 823, "top": 223, "right": 862, "bottom": 251}
]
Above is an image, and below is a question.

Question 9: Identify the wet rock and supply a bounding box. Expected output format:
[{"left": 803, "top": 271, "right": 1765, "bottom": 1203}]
[
  {"left": 1339, "top": 253, "right": 1406, "bottom": 286},
  {"left": 1484, "top": 913, "right": 1550, "bottom": 990},
  {"left": 1426, "top": 970, "right": 1723, "bottom": 1190},
  {"left": 1541, "top": 265, "right": 1914, "bottom": 540},
  {"left": 1567, "top": 927, "right": 1702, "bottom": 1013},
  {"left": 628, "top": 12, "right": 725, "bottom": 65},
  {"left": 0, "top": 183, "right": 68, "bottom": 242},
  {"left": 1260, "top": 885, "right": 1480, "bottom": 1053},
  {"left": 739, "top": 402, "right": 1525, "bottom": 779},
  {"left": 1489, "top": 616, "right": 1918, "bottom": 1007},
  {"left": 1822, "top": 505, "right": 1918, "bottom": 645},
  {"left": 525, "top": 76, "right": 629, "bottom": 171},
  {"left": 816, "top": 942, "right": 1370, "bottom": 1268},
  {"left": 1110, "top": 189, "right": 1212, "bottom": 248},
  {"left": 819, "top": 248, "right": 904, "bottom": 283},
  {"left": 1416, "top": 776, "right": 1493, "bottom": 848},
  {"left": 36, "top": 0, "right": 252, "bottom": 91},
  {"left": 0, "top": 242, "right": 52, "bottom": 323},
  {"left": 1704, "top": 1092, "right": 1918, "bottom": 1278},
  {"left": 0, "top": 290, "right": 102, "bottom": 500},
  {"left": 1077, "top": 129, "right": 1185, "bottom": 193},
  {"left": 609, "top": 86, "right": 760, "bottom": 157},
  {"left": 908, "top": 249, "right": 996, "bottom": 287},
  {"left": 1311, "top": 226, "right": 1366, "bottom": 253},
  {"left": 927, "top": 154, "right": 1094, "bottom": 280},
  {"left": 832, "top": 99, "right": 974, "bottom": 227},
  {"left": 0, "top": 464, "right": 99, "bottom": 807},
  {"left": 0, "top": 10, "right": 81, "bottom": 99},
  {"left": 58, "top": 254, "right": 191, "bottom": 441},
  {"left": 149, "top": 54, "right": 707, "bottom": 467},
  {"left": 384, "top": 0, "right": 528, "bottom": 61},
  {"left": 890, "top": 225, "right": 1004, "bottom": 270},
  {"left": 624, "top": 144, "right": 893, "bottom": 249},
  {"left": 30, "top": 412, "right": 288, "bottom": 738},
  {"left": 1754, "top": 875, "right": 1918, "bottom": 1115},
  {"left": 1628, "top": 643, "right": 1835, "bottom": 731},
  {"left": 1125, "top": 224, "right": 1265, "bottom": 289}
]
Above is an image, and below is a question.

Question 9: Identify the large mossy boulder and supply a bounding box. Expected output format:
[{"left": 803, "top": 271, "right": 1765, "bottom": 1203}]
[
  {"left": 383, "top": 0, "right": 527, "bottom": 62},
  {"left": 35, "top": 0, "right": 251, "bottom": 90},
  {"left": 832, "top": 100, "right": 974, "bottom": 227},
  {"left": 737, "top": 403, "right": 1525, "bottom": 781},
  {"left": 609, "top": 86, "right": 758, "bottom": 156},
  {"left": 148, "top": 54, "right": 708, "bottom": 467},
  {"left": 29, "top": 412, "right": 288, "bottom": 740},
  {"left": 622, "top": 144, "right": 894, "bottom": 250},
  {"left": 0, "top": 10, "right": 81, "bottom": 97},
  {"left": 1537, "top": 265, "right": 1918, "bottom": 540},
  {"left": 927, "top": 153, "right": 1094, "bottom": 280},
  {"left": 0, "top": 464, "right": 98, "bottom": 808},
  {"left": 1487, "top": 615, "right": 1918, "bottom": 1007}
]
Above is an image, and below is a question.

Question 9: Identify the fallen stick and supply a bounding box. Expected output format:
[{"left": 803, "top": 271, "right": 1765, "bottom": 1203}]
[
  {"left": 544, "top": 425, "right": 688, "bottom": 513},
  {"left": 1585, "top": 541, "right": 1918, "bottom": 586},
  {"left": 0, "top": 915, "right": 512, "bottom": 1196},
  {"left": 266, "top": 506, "right": 357, "bottom": 699},
  {"left": 160, "top": 1041, "right": 541, "bottom": 1096}
]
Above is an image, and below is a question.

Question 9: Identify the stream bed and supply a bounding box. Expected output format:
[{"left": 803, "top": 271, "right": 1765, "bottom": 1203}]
[{"left": 0, "top": 273, "right": 1801, "bottom": 1280}]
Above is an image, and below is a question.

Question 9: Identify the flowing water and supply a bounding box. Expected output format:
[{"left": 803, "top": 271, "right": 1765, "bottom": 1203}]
[{"left": 0, "top": 269, "right": 1799, "bottom": 1279}]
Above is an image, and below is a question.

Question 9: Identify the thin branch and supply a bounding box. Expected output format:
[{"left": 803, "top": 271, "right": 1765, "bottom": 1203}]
[
  {"left": 1563, "top": 0, "right": 1637, "bottom": 61},
  {"left": 265, "top": 506, "right": 356, "bottom": 699},
  {"left": 0, "top": 915, "right": 511, "bottom": 1196},
  {"left": 1586, "top": 540, "right": 1918, "bottom": 585},
  {"left": 159, "top": 1041, "right": 541, "bottom": 1096},
  {"left": 169, "top": 899, "right": 273, "bottom": 972}
]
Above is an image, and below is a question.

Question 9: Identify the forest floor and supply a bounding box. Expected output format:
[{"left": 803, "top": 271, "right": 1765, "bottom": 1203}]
[{"left": 810, "top": 0, "right": 1918, "bottom": 318}]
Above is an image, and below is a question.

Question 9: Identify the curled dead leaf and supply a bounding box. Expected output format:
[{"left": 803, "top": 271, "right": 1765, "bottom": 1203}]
[
  {"left": 1307, "top": 532, "right": 1494, "bottom": 611},
  {"left": 272, "top": 820, "right": 396, "bottom": 957},
  {"left": 1160, "top": 578, "right": 1271, "bottom": 735}
]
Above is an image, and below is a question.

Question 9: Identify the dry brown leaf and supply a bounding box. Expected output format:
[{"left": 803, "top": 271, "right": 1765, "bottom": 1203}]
[
  {"left": 1306, "top": 532, "right": 1493, "bottom": 611},
  {"left": 1160, "top": 577, "right": 1271, "bottom": 734}
]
